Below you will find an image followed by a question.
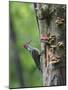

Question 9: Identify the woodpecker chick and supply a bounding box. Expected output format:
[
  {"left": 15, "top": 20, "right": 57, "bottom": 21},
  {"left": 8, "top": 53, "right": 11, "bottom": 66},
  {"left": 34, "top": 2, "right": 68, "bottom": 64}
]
[{"left": 24, "top": 42, "right": 42, "bottom": 72}]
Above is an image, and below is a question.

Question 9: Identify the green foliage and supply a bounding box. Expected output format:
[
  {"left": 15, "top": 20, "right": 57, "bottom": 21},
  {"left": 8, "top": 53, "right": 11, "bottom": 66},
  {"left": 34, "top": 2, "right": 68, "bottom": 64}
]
[{"left": 9, "top": 1, "right": 42, "bottom": 88}]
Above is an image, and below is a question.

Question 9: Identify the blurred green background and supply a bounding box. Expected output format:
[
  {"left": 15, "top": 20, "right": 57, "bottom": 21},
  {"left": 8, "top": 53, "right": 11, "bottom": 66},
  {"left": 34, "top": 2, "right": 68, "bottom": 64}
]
[{"left": 9, "top": 1, "right": 42, "bottom": 88}]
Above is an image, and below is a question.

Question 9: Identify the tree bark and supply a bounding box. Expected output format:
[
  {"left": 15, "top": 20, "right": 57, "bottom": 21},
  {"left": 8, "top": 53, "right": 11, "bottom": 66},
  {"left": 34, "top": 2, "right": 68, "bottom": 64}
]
[
  {"left": 9, "top": 15, "right": 25, "bottom": 88},
  {"left": 34, "top": 3, "right": 66, "bottom": 86}
]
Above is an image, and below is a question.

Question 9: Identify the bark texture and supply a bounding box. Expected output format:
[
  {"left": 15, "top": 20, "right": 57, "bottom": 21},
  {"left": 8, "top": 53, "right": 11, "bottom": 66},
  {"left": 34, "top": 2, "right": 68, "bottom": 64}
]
[{"left": 34, "top": 3, "right": 66, "bottom": 86}]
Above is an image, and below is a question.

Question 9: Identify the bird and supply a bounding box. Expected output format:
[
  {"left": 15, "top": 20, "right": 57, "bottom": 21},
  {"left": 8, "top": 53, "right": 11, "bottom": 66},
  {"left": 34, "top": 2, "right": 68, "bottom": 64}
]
[{"left": 23, "top": 41, "right": 42, "bottom": 72}]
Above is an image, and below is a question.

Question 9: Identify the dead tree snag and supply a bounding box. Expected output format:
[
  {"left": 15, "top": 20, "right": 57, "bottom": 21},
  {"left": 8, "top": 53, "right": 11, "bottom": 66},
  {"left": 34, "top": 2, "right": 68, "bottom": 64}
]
[{"left": 34, "top": 3, "right": 66, "bottom": 86}]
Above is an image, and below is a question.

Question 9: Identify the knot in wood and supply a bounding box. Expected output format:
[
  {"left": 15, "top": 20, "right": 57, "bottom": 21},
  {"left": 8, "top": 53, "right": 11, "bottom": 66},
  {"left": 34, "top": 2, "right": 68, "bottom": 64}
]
[
  {"left": 57, "top": 41, "right": 64, "bottom": 48},
  {"left": 55, "top": 17, "right": 64, "bottom": 26},
  {"left": 48, "top": 35, "right": 56, "bottom": 45},
  {"left": 50, "top": 55, "right": 61, "bottom": 64}
]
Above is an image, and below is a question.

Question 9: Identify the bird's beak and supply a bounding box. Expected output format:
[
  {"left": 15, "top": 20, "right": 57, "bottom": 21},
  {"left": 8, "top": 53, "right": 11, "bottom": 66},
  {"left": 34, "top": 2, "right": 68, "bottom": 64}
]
[{"left": 23, "top": 44, "right": 26, "bottom": 48}]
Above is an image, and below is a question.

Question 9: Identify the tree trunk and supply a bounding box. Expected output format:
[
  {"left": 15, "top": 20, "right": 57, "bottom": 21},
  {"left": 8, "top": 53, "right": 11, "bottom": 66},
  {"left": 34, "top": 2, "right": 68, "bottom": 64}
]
[
  {"left": 9, "top": 15, "right": 25, "bottom": 88},
  {"left": 34, "top": 3, "right": 66, "bottom": 86}
]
